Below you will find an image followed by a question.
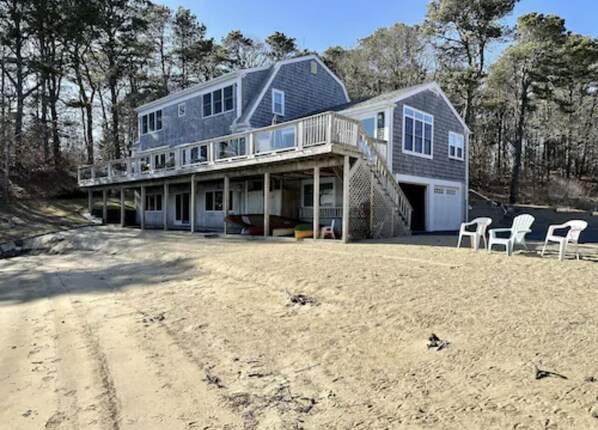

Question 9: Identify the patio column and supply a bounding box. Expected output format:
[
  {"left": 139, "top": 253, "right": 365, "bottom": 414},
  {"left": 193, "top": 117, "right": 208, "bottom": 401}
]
[
  {"left": 313, "top": 166, "right": 320, "bottom": 239},
  {"left": 342, "top": 155, "right": 350, "bottom": 243},
  {"left": 102, "top": 189, "right": 108, "bottom": 224},
  {"left": 223, "top": 176, "right": 230, "bottom": 235},
  {"left": 87, "top": 189, "right": 93, "bottom": 214},
  {"left": 190, "top": 175, "right": 196, "bottom": 233},
  {"left": 120, "top": 188, "right": 126, "bottom": 227},
  {"left": 163, "top": 182, "right": 169, "bottom": 231},
  {"left": 263, "top": 172, "right": 270, "bottom": 237},
  {"left": 140, "top": 185, "right": 146, "bottom": 230}
]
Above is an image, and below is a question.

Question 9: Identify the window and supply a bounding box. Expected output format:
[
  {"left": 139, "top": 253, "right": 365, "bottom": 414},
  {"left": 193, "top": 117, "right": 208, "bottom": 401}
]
[
  {"left": 310, "top": 60, "right": 318, "bottom": 75},
  {"left": 361, "top": 117, "right": 376, "bottom": 138},
  {"left": 303, "top": 182, "right": 334, "bottom": 207},
  {"left": 203, "top": 85, "right": 235, "bottom": 118},
  {"left": 272, "top": 89, "right": 285, "bottom": 116},
  {"left": 140, "top": 109, "right": 163, "bottom": 135},
  {"left": 359, "top": 112, "right": 386, "bottom": 140},
  {"left": 403, "top": 106, "right": 433, "bottom": 158},
  {"left": 449, "top": 132, "right": 465, "bottom": 160},
  {"left": 205, "top": 191, "right": 223, "bottom": 212},
  {"left": 178, "top": 103, "right": 186, "bottom": 117},
  {"left": 145, "top": 194, "right": 162, "bottom": 211}
]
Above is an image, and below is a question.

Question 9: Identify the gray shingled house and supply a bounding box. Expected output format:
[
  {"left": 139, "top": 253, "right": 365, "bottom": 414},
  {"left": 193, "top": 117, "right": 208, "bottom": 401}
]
[{"left": 78, "top": 55, "right": 469, "bottom": 240}]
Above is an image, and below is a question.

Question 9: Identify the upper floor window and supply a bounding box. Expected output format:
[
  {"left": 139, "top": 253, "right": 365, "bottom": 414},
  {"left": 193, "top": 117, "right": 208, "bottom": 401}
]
[
  {"left": 178, "top": 103, "right": 186, "bottom": 117},
  {"left": 140, "top": 109, "right": 162, "bottom": 135},
  {"left": 403, "top": 106, "right": 433, "bottom": 158},
  {"left": 449, "top": 132, "right": 465, "bottom": 160},
  {"left": 272, "top": 89, "right": 285, "bottom": 116},
  {"left": 203, "top": 85, "right": 234, "bottom": 118}
]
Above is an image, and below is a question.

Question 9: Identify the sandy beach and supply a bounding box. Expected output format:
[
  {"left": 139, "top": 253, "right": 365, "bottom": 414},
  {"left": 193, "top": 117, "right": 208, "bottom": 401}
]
[{"left": 1, "top": 227, "right": 597, "bottom": 429}]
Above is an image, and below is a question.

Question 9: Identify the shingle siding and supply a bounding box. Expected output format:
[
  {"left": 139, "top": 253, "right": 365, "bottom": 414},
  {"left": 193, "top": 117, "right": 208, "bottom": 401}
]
[
  {"left": 241, "top": 69, "right": 270, "bottom": 112},
  {"left": 249, "top": 60, "right": 347, "bottom": 128},
  {"left": 392, "top": 90, "right": 466, "bottom": 182},
  {"left": 138, "top": 89, "right": 238, "bottom": 151}
]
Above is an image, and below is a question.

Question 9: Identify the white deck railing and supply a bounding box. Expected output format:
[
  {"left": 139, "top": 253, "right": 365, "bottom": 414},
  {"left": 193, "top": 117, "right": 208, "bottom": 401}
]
[
  {"left": 78, "top": 111, "right": 411, "bottom": 227},
  {"left": 299, "top": 206, "right": 343, "bottom": 219}
]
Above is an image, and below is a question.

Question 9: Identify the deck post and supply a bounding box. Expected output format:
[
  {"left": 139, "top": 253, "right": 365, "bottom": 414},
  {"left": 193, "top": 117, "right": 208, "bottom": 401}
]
[
  {"left": 140, "top": 185, "right": 146, "bottom": 230},
  {"left": 313, "top": 166, "right": 320, "bottom": 239},
  {"left": 120, "top": 188, "right": 126, "bottom": 227},
  {"left": 263, "top": 172, "right": 270, "bottom": 237},
  {"left": 102, "top": 189, "right": 108, "bottom": 224},
  {"left": 190, "top": 175, "right": 196, "bottom": 233},
  {"left": 163, "top": 182, "right": 169, "bottom": 231},
  {"left": 342, "top": 155, "right": 350, "bottom": 243},
  {"left": 87, "top": 189, "right": 93, "bottom": 214},
  {"left": 223, "top": 176, "right": 230, "bottom": 235}
]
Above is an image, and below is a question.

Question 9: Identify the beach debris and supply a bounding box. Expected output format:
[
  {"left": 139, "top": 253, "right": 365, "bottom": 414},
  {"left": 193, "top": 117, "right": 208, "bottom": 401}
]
[
  {"left": 427, "top": 333, "right": 449, "bottom": 351},
  {"left": 142, "top": 312, "right": 165, "bottom": 324},
  {"left": 583, "top": 375, "right": 595, "bottom": 383},
  {"left": 533, "top": 363, "right": 568, "bottom": 380},
  {"left": 204, "top": 365, "right": 225, "bottom": 388},
  {"left": 287, "top": 291, "right": 319, "bottom": 307}
]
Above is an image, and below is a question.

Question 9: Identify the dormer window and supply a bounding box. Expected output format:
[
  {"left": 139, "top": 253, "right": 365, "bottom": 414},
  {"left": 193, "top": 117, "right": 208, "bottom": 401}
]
[
  {"left": 272, "top": 89, "right": 285, "bottom": 116},
  {"left": 140, "top": 109, "right": 162, "bottom": 135},
  {"left": 203, "top": 84, "right": 235, "bottom": 118}
]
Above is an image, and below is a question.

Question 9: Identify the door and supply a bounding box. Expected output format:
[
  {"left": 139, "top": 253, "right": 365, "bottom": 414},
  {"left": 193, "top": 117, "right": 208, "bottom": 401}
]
[
  {"left": 400, "top": 183, "right": 426, "bottom": 232},
  {"left": 432, "top": 186, "right": 461, "bottom": 231},
  {"left": 175, "top": 192, "right": 190, "bottom": 225}
]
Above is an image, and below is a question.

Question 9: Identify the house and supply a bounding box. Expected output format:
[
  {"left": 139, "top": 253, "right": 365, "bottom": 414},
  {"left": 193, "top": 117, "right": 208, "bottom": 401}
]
[{"left": 78, "top": 55, "right": 469, "bottom": 241}]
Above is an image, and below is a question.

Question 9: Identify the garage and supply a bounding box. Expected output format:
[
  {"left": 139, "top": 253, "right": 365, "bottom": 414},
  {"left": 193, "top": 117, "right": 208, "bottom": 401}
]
[
  {"left": 398, "top": 175, "right": 465, "bottom": 232},
  {"left": 431, "top": 185, "right": 462, "bottom": 231}
]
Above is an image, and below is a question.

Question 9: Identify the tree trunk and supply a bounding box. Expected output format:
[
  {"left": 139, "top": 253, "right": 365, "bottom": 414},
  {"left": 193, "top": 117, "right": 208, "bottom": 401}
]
[{"left": 509, "top": 82, "right": 529, "bottom": 204}]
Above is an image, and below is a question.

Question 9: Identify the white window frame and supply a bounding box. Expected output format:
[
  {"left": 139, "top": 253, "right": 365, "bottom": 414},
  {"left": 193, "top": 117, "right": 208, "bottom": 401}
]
[
  {"left": 140, "top": 109, "right": 163, "bottom": 136},
  {"left": 145, "top": 193, "right": 163, "bottom": 212},
  {"left": 448, "top": 131, "right": 465, "bottom": 161},
  {"left": 178, "top": 102, "right": 186, "bottom": 117},
  {"left": 402, "top": 105, "right": 433, "bottom": 159},
  {"left": 202, "top": 84, "right": 235, "bottom": 119},
  {"left": 272, "top": 89, "right": 285, "bottom": 116},
  {"left": 301, "top": 178, "right": 336, "bottom": 208}
]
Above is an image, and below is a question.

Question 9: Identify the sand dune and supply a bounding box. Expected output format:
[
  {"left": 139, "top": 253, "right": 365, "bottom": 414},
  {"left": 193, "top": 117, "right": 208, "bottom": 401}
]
[{"left": 1, "top": 227, "right": 597, "bottom": 429}]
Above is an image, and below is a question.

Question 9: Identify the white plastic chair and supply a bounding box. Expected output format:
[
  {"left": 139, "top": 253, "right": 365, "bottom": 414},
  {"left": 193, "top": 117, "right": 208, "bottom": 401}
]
[
  {"left": 320, "top": 220, "right": 336, "bottom": 239},
  {"left": 457, "top": 217, "right": 492, "bottom": 251},
  {"left": 541, "top": 220, "right": 588, "bottom": 261},
  {"left": 488, "top": 214, "right": 535, "bottom": 256}
]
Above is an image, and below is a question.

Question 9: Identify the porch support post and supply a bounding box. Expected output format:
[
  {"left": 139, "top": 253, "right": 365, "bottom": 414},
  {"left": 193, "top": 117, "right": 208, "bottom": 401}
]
[
  {"left": 223, "top": 175, "right": 230, "bottom": 235},
  {"left": 140, "top": 185, "right": 146, "bottom": 230},
  {"left": 342, "top": 155, "right": 350, "bottom": 243},
  {"left": 313, "top": 166, "right": 320, "bottom": 239},
  {"left": 87, "top": 189, "right": 93, "bottom": 214},
  {"left": 263, "top": 172, "right": 270, "bottom": 237},
  {"left": 102, "top": 189, "right": 108, "bottom": 224},
  {"left": 120, "top": 188, "right": 126, "bottom": 227},
  {"left": 190, "top": 175, "right": 196, "bottom": 233},
  {"left": 163, "top": 182, "right": 169, "bottom": 231}
]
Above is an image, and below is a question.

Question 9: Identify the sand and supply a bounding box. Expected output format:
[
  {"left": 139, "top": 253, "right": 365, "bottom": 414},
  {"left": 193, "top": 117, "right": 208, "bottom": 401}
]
[{"left": 0, "top": 227, "right": 597, "bottom": 429}]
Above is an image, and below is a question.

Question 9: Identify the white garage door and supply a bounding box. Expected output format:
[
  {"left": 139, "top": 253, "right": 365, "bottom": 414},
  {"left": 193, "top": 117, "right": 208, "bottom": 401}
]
[{"left": 432, "top": 186, "right": 462, "bottom": 231}]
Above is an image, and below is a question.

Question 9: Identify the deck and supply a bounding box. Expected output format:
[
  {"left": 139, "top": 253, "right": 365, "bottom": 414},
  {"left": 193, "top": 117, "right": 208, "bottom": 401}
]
[{"left": 77, "top": 112, "right": 384, "bottom": 188}]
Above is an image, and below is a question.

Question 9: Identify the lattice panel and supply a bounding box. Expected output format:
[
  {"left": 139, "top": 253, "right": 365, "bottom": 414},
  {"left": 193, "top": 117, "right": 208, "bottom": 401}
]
[
  {"left": 348, "top": 159, "right": 372, "bottom": 240},
  {"left": 348, "top": 159, "right": 410, "bottom": 240}
]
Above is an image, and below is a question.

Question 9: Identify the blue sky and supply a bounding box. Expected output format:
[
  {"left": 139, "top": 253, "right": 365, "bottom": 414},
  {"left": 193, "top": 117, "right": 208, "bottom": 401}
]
[{"left": 158, "top": 0, "right": 598, "bottom": 55}]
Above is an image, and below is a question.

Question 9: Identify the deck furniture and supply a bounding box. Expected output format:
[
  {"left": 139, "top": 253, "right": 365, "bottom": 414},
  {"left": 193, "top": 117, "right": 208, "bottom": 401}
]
[
  {"left": 488, "top": 214, "right": 535, "bottom": 256},
  {"left": 320, "top": 220, "right": 336, "bottom": 239},
  {"left": 541, "top": 220, "right": 588, "bottom": 261},
  {"left": 457, "top": 217, "right": 492, "bottom": 251}
]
